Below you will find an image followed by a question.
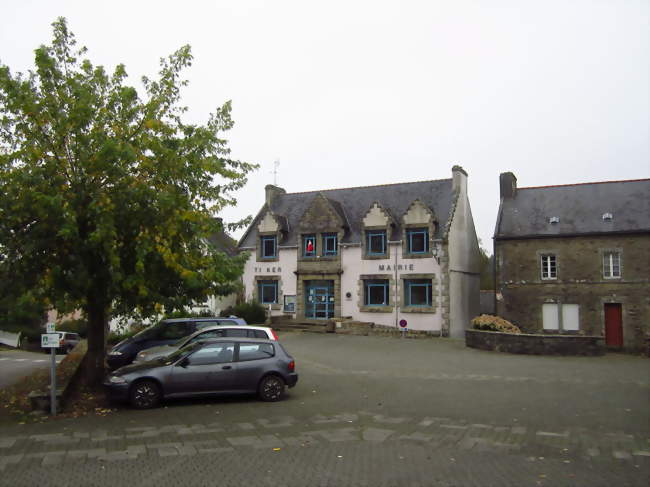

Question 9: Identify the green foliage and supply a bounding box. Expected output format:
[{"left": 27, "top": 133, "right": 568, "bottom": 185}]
[
  {"left": 57, "top": 318, "right": 88, "bottom": 338},
  {"left": 478, "top": 239, "right": 494, "bottom": 290},
  {"left": 0, "top": 18, "right": 257, "bottom": 378},
  {"left": 471, "top": 314, "right": 521, "bottom": 334},
  {"left": 163, "top": 308, "right": 215, "bottom": 320},
  {"left": 220, "top": 301, "right": 266, "bottom": 324}
]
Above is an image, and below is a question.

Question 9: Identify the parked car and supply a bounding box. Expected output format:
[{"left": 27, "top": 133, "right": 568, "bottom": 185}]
[
  {"left": 56, "top": 332, "right": 80, "bottom": 354},
  {"left": 106, "top": 317, "right": 247, "bottom": 370},
  {"left": 133, "top": 325, "right": 278, "bottom": 364},
  {"left": 104, "top": 338, "right": 298, "bottom": 409}
]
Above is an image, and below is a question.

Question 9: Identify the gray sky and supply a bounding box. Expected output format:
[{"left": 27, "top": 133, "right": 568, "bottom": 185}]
[{"left": 2, "top": 1, "right": 648, "bottom": 251}]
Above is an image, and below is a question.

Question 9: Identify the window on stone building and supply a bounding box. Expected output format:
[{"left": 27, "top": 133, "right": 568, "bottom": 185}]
[
  {"left": 404, "top": 279, "right": 432, "bottom": 306},
  {"left": 542, "top": 303, "right": 579, "bottom": 331},
  {"left": 603, "top": 251, "right": 621, "bottom": 278},
  {"left": 258, "top": 281, "right": 278, "bottom": 304},
  {"left": 364, "top": 279, "right": 389, "bottom": 306},
  {"left": 323, "top": 233, "right": 338, "bottom": 256},
  {"left": 260, "top": 235, "right": 277, "bottom": 258},
  {"left": 366, "top": 231, "right": 387, "bottom": 256},
  {"left": 303, "top": 234, "right": 316, "bottom": 257},
  {"left": 406, "top": 228, "right": 429, "bottom": 254},
  {"left": 540, "top": 254, "right": 556, "bottom": 280}
]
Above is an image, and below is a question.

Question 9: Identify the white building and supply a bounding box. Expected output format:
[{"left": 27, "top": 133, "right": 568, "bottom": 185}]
[{"left": 238, "top": 166, "right": 481, "bottom": 337}]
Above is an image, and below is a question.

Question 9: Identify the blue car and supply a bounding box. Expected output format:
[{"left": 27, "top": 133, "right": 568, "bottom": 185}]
[{"left": 107, "top": 317, "right": 247, "bottom": 370}]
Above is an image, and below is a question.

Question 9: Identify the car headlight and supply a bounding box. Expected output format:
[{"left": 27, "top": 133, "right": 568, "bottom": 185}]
[
  {"left": 108, "top": 375, "right": 127, "bottom": 384},
  {"left": 108, "top": 350, "right": 123, "bottom": 356}
]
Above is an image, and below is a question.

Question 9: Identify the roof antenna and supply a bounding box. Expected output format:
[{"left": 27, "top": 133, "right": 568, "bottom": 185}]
[{"left": 271, "top": 159, "right": 280, "bottom": 186}]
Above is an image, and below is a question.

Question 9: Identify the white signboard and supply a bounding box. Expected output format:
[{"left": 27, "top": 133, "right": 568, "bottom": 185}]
[
  {"left": 46, "top": 322, "right": 56, "bottom": 333},
  {"left": 41, "top": 333, "right": 60, "bottom": 348}
]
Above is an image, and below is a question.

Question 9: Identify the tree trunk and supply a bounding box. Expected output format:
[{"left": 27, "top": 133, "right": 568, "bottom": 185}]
[{"left": 85, "top": 300, "right": 108, "bottom": 385}]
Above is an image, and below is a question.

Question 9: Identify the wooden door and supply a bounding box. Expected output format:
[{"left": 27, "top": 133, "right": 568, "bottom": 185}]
[{"left": 604, "top": 303, "right": 623, "bottom": 348}]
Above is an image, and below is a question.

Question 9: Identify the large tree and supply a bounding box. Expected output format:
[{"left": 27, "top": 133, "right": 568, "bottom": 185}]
[{"left": 0, "top": 18, "right": 256, "bottom": 382}]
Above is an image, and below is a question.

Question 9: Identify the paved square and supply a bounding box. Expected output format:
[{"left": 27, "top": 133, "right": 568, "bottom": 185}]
[{"left": 1, "top": 333, "right": 648, "bottom": 486}]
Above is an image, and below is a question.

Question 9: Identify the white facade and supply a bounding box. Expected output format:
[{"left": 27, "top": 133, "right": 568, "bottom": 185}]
[{"left": 239, "top": 166, "right": 481, "bottom": 336}]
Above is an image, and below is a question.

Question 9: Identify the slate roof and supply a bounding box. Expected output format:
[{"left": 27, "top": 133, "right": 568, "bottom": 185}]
[
  {"left": 495, "top": 179, "right": 650, "bottom": 239},
  {"left": 239, "top": 179, "right": 455, "bottom": 248}
]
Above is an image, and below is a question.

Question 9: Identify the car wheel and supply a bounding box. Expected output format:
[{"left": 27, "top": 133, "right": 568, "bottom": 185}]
[
  {"left": 129, "top": 380, "right": 161, "bottom": 409},
  {"left": 258, "top": 375, "right": 285, "bottom": 402}
]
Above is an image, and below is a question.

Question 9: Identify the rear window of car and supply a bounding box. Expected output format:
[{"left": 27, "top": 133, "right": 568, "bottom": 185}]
[
  {"left": 250, "top": 330, "right": 268, "bottom": 339},
  {"left": 159, "top": 322, "right": 195, "bottom": 339},
  {"left": 224, "top": 329, "right": 248, "bottom": 338},
  {"left": 238, "top": 343, "right": 275, "bottom": 361}
]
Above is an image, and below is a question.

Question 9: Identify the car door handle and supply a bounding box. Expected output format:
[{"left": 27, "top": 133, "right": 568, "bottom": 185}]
[{"left": 222, "top": 365, "right": 232, "bottom": 370}]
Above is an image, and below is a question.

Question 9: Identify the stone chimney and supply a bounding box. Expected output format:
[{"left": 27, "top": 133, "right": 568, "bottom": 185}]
[
  {"left": 265, "top": 184, "right": 286, "bottom": 206},
  {"left": 499, "top": 172, "right": 517, "bottom": 199},
  {"left": 452, "top": 165, "right": 468, "bottom": 193}
]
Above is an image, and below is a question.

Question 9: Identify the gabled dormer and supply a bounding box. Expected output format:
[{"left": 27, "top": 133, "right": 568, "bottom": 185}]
[
  {"left": 362, "top": 202, "right": 395, "bottom": 260},
  {"left": 402, "top": 199, "right": 436, "bottom": 258},
  {"left": 297, "top": 193, "right": 346, "bottom": 261},
  {"left": 256, "top": 208, "right": 286, "bottom": 262}
]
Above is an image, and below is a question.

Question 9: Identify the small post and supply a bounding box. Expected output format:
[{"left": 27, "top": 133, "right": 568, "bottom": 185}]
[{"left": 50, "top": 347, "right": 57, "bottom": 415}]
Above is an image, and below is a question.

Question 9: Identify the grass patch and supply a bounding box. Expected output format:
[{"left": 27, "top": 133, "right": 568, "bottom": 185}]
[{"left": 0, "top": 341, "right": 115, "bottom": 423}]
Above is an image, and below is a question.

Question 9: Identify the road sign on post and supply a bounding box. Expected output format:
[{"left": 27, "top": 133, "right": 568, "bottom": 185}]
[
  {"left": 40, "top": 332, "right": 59, "bottom": 415},
  {"left": 46, "top": 322, "right": 56, "bottom": 333}
]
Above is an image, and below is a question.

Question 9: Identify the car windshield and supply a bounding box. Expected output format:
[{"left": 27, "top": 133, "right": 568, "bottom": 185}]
[
  {"left": 162, "top": 341, "right": 202, "bottom": 364},
  {"left": 173, "top": 335, "right": 190, "bottom": 347}
]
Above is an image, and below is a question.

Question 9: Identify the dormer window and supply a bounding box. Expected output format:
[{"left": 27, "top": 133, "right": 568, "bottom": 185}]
[
  {"left": 406, "top": 228, "right": 429, "bottom": 254},
  {"left": 260, "top": 235, "right": 277, "bottom": 259},
  {"left": 303, "top": 234, "right": 316, "bottom": 257},
  {"left": 322, "top": 233, "right": 338, "bottom": 256},
  {"left": 367, "top": 230, "right": 387, "bottom": 256}
]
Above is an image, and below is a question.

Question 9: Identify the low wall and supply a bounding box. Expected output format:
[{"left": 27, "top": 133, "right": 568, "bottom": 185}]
[{"left": 465, "top": 329, "right": 605, "bottom": 356}]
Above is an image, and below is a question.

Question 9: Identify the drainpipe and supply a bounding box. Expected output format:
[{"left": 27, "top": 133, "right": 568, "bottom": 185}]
[{"left": 388, "top": 240, "right": 402, "bottom": 329}]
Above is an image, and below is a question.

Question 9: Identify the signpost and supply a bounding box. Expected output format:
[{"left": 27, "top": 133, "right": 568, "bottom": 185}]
[
  {"left": 41, "top": 324, "right": 59, "bottom": 415},
  {"left": 399, "top": 319, "right": 408, "bottom": 338}
]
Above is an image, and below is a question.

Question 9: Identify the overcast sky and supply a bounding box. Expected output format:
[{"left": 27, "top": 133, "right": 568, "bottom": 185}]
[{"left": 2, "top": 1, "right": 648, "bottom": 251}]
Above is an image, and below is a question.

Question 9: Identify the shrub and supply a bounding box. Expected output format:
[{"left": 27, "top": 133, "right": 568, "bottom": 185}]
[
  {"left": 471, "top": 314, "right": 521, "bottom": 334},
  {"left": 57, "top": 318, "right": 88, "bottom": 338},
  {"left": 220, "top": 301, "right": 266, "bottom": 324},
  {"left": 163, "top": 308, "right": 214, "bottom": 319}
]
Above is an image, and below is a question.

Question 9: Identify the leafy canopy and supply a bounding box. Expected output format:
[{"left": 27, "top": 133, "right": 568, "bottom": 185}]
[{"left": 0, "top": 17, "right": 256, "bottom": 322}]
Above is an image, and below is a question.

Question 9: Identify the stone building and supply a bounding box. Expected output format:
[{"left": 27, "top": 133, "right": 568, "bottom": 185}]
[
  {"left": 494, "top": 173, "right": 650, "bottom": 351},
  {"left": 238, "top": 166, "right": 481, "bottom": 338}
]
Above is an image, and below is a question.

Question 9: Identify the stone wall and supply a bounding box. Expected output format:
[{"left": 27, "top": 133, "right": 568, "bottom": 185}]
[
  {"left": 495, "top": 234, "right": 650, "bottom": 351},
  {"left": 465, "top": 329, "right": 605, "bottom": 356}
]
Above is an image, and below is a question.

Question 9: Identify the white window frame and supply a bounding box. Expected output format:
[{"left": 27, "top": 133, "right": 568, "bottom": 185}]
[
  {"left": 540, "top": 254, "right": 557, "bottom": 280},
  {"left": 603, "top": 251, "right": 621, "bottom": 279}
]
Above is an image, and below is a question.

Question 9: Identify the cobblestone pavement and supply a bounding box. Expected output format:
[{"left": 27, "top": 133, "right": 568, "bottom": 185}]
[{"left": 1, "top": 334, "right": 648, "bottom": 486}]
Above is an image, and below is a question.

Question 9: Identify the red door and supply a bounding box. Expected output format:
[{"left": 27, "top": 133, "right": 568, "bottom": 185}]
[{"left": 604, "top": 303, "right": 623, "bottom": 348}]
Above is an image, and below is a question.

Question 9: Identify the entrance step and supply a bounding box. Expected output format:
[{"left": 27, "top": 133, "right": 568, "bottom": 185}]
[{"left": 270, "top": 319, "right": 331, "bottom": 334}]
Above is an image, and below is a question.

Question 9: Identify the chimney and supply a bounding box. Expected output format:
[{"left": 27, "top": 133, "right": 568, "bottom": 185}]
[
  {"left": 499, "top": 172, "right": 517, "bottom": 199},
  {"left": 452, "top": 165, "right": 468, "bottom": 193},
  {"left": 265, "top": 184, "right": 286, "bottom": 206}
]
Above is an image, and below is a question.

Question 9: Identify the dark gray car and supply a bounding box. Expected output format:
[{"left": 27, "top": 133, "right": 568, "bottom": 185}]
[{"left": 104, "top": 338, "right": 298, "bottom": 409}]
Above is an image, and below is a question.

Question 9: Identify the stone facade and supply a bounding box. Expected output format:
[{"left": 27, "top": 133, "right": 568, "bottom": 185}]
[
  {"left": 495, "top": 234, "right": 650, "bottom": 352},
  {"left": 494, "top": 173, "right": 650, "bottom": 352}
]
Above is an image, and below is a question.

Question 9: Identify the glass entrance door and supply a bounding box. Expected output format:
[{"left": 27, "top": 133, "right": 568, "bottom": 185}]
[{"left": 305, "top": 280, "right": 334, "bottom": 319}]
